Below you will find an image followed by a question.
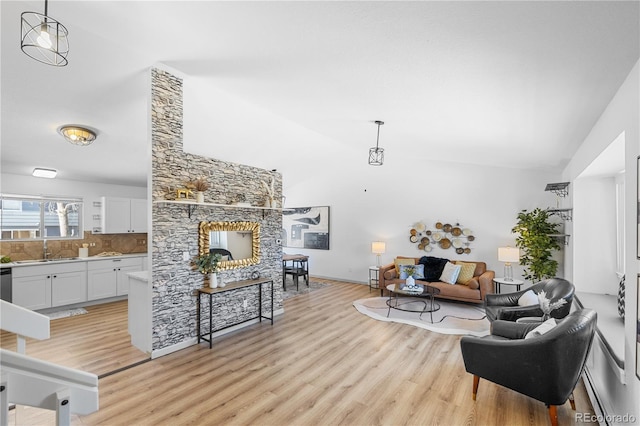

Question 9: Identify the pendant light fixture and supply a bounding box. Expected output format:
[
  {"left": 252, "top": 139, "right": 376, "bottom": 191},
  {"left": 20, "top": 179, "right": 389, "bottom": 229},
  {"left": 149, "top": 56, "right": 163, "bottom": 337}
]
[
  {"left": 368, "top": 120, "right": 385, "bottom": 166},
  {"left": 21, "top": 0, "right": 69, "bottom": 67},
  {"left": 58, "top": 125, "right": 97, "bottom": 146}
]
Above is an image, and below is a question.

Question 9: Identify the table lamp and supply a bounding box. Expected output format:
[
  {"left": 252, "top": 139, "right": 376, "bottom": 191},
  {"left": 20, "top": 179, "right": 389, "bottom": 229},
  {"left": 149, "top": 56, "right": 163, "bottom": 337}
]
[
  {"left": 498, "top": 247, "right": 520, "bottom": 281},
  {"left": 371, "top": 241, "right": 386, "bottom": 267}
]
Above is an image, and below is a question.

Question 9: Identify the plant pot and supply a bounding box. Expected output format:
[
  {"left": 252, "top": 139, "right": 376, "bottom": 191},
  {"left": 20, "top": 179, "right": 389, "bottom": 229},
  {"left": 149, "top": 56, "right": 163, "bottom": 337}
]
[
  {"left": 196, "top": 192, "right": 205, "bottom": 203},
  {"left": 209, "top": 272, "right": 218, "bottom": 288}
]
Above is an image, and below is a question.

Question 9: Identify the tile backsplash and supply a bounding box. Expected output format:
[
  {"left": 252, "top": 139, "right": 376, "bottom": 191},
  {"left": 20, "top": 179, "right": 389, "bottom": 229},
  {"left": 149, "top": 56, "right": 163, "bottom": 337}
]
[{"left": 0, "top": 231, "right": 147, "bottom": 261}]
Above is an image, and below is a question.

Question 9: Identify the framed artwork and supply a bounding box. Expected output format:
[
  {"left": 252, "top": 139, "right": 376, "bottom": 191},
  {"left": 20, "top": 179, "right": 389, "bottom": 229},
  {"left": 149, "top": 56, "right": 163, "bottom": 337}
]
[{"left": 282, "top": 206, "right": 330, "bottom": 250}]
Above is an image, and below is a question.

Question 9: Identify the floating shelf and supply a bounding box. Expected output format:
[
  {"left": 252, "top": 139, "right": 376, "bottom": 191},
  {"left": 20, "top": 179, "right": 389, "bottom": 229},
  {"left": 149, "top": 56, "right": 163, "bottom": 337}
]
[
  {"left": 154, "top": 200, "right": 291, "bottom": 219},
  {"left": 547, "top": 208, "right": 573, "bottom": 221},
  {"left": 545, "top": 182, "right": 570, "bottom": 197}
]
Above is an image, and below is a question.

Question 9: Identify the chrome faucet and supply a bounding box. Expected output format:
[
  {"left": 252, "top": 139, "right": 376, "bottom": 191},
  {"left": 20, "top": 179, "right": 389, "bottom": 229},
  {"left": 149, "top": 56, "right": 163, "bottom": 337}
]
[{"left": 43, "top": 239, "right": 49, "bottom": 259}]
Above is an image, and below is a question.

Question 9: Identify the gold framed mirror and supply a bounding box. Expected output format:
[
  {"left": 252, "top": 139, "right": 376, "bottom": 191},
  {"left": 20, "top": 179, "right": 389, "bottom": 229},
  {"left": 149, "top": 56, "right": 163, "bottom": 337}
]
[{"left": 198, "top": 221, "right": 260, "bottom": 270}]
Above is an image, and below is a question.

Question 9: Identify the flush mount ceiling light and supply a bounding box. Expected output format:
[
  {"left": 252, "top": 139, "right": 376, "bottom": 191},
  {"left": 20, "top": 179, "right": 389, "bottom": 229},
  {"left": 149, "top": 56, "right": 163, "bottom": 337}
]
[
  {"left": 368, "top": 120, "right": 385, "bottom": 166},
  {"left": 32, "top": 168, "right": 57, "bottom": 178},
  {"left": 58, "top": 125, "right": 97, "bottom": 146},
  {"left": 21, "top": 0, "right": 69, "bottom": 67}
]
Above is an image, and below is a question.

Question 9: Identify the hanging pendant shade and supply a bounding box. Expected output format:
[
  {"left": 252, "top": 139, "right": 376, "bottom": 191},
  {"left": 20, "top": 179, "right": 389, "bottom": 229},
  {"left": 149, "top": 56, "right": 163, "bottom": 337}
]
[
  {"left": 368, "top": 120, "right": 385, "bottom": 166},
  {"left": 21, "top": 0, "right": 69, "bottom": 67}
]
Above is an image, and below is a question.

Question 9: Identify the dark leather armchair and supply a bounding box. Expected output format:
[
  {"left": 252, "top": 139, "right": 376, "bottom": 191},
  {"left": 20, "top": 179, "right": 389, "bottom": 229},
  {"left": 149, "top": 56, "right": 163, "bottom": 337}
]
[
  {"left": 460, "top": 309, "right": 597, "bottom": 426},
  {"left": 485, "top": 278, "right": 574, "bottom": 322}
]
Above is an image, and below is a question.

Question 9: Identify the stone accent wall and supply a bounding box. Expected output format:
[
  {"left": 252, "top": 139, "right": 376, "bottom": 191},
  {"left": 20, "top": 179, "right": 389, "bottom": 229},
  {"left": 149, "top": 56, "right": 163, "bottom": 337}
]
[{"left": 151, "top": 68, "right": 283, "bottom": 351}]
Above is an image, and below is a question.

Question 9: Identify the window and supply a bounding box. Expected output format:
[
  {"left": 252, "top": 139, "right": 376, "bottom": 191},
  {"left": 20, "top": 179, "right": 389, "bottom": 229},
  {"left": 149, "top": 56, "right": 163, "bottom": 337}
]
[{"left": 0, "top": 194, "right": 83, "bottom": 241}]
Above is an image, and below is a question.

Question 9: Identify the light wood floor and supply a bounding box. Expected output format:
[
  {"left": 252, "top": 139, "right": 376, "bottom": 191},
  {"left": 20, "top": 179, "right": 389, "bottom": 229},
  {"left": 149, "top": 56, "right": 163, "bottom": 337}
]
[
  {"left": 6, "top": 279, "right": 594, "bottom": 425},
  {"left": 0, "top": 300, "right": 149, "bottom": 376}
]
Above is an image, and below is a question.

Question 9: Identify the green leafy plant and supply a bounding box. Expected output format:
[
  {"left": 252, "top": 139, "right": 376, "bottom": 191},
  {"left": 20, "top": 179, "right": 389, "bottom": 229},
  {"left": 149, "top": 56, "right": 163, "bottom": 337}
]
[
  {"left": 194, "top": 252, "right": 222, "bottom": 274},
  {"left": 511, "top": 208, "right": 562, "bottom": 282}
]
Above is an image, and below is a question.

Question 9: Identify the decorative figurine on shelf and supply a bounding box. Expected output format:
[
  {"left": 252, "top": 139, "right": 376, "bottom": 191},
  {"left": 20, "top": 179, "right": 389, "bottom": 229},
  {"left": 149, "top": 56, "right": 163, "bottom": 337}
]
[
  {"left": 261, "top": 175, "right": 276, "bottom": 208},
  {"left": 176, "top": 188, "right": 193, "bottom": 200},
  {"left": 195, "top": 252, "right": 222, "bottom": 288}
]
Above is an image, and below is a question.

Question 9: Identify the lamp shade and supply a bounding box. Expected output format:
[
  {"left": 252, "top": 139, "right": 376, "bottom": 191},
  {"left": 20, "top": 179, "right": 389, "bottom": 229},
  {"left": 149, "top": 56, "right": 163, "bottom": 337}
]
[
  {"left": 371, "top": 241, "right": 386, "bottom": 255},
  {"left": 498, "top": 247, "right": 520, "bottom": 263}
]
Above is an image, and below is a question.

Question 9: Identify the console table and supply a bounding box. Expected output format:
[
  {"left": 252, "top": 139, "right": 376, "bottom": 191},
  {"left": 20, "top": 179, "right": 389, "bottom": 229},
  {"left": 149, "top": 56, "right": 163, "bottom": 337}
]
[{"left": 196, "top": 278, "right": 274, "bottom": 349}]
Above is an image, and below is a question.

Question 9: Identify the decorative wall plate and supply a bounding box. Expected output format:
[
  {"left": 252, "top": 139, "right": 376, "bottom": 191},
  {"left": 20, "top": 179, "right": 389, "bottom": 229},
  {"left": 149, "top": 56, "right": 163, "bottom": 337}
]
[
  {"left": 443, "top": 224, "right": 452, "bottom": 232},
  {"left": 456, "top": 248, "right": 464, "bottom": 254},
  {"left": 467, "top": 235, "right": 475, "bottom": 241},
  {"left": 432, "top": 232, "right": 442, "bottom": 241},
  {"left": 452, "top": 227, "right": 462, "bottom": 236},
  {"left": 435, "top": 222, "right": 443, "bottom": 229},
  {"left": 462, "top": 228, "right": 472, "bottom": 236},
  {"left": 439, "top": 238, "right": 451, "bottom": 249},
  {"left": 452, "top": 238, "right": 463, "bottom": 248},
  {"left": 410, "top": 235, "right": 418, "bottom": 243}
]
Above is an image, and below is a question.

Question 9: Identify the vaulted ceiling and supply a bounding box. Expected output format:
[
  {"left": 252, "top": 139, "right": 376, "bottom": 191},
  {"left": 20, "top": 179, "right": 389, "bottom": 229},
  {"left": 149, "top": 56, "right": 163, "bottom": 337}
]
[{"left": 1, "top": 1, "right": 638, "bottom": 186}]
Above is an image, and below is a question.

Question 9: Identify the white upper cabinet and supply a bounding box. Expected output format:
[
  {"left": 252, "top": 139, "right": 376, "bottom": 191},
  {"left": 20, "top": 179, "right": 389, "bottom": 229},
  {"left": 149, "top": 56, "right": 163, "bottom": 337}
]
[{"left": 101, "top": 197, "right": 148, "bottom": 234}]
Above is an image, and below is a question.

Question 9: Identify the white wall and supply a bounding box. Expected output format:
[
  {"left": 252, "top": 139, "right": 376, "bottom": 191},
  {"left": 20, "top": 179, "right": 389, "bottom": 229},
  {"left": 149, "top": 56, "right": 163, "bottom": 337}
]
[
  {"left": 283, "top": 156, "right": 560, "bottom": 284},
  {"left": 561, "top": 59, "right": 639, "bottom": 422},
  {"left": 1, "top": 173, "right": 146, "bottom": 233},
  {"left": 572, "top": 176, "right": 618, "bottom": 294}
]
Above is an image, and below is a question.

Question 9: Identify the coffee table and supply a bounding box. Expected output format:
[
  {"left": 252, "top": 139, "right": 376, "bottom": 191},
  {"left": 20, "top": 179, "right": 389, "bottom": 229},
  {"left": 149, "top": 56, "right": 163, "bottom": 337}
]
[{"left": 386, "top": 283, "right": 441, "bottom": 323}]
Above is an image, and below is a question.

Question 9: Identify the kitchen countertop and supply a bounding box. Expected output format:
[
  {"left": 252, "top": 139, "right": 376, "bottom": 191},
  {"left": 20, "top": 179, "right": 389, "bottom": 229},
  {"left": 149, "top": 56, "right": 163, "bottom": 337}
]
[
  {"left": 127, "top": 271, "right": 149, "bottom": 282},
  {"left": 0, "top": 253, "right": 148, "bottom": 268}
]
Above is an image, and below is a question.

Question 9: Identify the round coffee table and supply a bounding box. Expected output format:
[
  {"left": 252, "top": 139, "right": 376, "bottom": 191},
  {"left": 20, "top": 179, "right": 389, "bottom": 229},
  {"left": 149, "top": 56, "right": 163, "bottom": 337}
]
[{"left": 386, "top": 283, "right": 441, "bottom": 323}]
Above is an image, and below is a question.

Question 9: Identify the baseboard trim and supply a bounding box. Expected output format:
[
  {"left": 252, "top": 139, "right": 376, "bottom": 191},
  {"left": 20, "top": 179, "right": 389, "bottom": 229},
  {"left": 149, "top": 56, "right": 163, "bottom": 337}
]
[{"left": 151, "top": 307, "right": 285, "bottom": 359}]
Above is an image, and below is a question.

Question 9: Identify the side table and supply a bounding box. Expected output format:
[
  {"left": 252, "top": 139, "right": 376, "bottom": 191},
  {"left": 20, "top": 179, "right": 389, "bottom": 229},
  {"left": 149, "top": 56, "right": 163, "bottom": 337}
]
[
  {"left": 493, "top": 277, "right": 525, "bottom": 294},
  {"left": 369, "top": 266, "right": 382, "bottom": 296},
  {"left": 197, "top": 278, "right": 274, "bottom": 349}
]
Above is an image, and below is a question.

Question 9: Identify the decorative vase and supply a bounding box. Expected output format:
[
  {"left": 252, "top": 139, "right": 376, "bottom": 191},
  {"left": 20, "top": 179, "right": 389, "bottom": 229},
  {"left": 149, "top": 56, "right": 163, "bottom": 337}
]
[
  {"left": 196, "top": 191, "right": 205, "bottom": 203},
  {"left": 406, "top": 276, "right": 415, "bottom": 287},
  {"left": 209, "top": 272, "right": 218, "bottom": 288}
]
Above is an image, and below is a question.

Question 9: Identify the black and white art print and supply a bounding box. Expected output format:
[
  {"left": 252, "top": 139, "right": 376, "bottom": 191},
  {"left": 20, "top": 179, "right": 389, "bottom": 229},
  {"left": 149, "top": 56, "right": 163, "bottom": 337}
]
[{"left": 282, "top": 206, "right": 330, "bottom": 250}]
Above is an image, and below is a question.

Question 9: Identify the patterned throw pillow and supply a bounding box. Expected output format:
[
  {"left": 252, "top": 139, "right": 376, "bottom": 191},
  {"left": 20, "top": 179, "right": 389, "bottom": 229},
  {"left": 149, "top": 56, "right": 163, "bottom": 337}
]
[
  {"left": 617, "top": 275, "right": 625, "bottom": 319},
  {"left": 399, "top": 264, "right": 425, "bottom": 279},
  {"left": 439, "top": 262, "right": 462, "bottom": 285},
  {"left": 394, "top": 257, "right": 415, "bottom": 274},
  {"left": 455, "top": 262, "right": 477, "bottom": 284}
]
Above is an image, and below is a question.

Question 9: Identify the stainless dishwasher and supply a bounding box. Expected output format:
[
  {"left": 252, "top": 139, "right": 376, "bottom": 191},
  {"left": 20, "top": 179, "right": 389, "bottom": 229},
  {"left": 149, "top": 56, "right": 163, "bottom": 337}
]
[{"left": 1, "top": 268, "right": 12, "bottom": 302}]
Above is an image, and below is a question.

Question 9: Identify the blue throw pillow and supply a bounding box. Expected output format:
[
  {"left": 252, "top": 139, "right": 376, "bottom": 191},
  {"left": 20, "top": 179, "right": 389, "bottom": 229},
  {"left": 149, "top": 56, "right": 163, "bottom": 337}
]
[{"left": 399, "top": 264, "right": 425, "bottom": 279}]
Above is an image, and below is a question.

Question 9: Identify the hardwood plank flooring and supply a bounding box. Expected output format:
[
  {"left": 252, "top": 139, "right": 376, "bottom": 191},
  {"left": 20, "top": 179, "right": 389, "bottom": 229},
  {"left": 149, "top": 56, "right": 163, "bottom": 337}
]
[
  {"left": 0, "top": 300, "right": 149, "bottom": 376},
  {"left": 6, "top": 279, "right": 594, "bottom": 425}
]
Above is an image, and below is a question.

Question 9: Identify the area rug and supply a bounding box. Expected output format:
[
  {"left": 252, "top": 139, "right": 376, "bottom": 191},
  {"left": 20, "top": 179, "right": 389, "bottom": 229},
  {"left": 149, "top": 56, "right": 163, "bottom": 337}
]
[
  {"left": 44, "top": 307, "right": 88, "bottom": 320},
  {"left": 353, "top": 297, "right": 490, "bottom": 336},
  {"left": 282, "top": 280, "right": 330, "bottom": 300}
]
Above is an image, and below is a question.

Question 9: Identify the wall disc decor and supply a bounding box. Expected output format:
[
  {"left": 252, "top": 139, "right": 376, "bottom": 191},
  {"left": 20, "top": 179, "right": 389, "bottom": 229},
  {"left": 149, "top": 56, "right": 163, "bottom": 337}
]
[{"left": 408, "top": 221, "right": 475, "bottom": 254}]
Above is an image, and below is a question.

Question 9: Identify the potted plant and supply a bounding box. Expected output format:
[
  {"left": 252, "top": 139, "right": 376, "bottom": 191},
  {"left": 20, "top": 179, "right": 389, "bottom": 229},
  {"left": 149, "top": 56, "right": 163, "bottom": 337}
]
[
  {"left": 195, "top": 252, "right": 223, "bottom": 288},
  {"left": 511, "top": 208, "right": 563, "bottom": 283},
  {"left": 189, "top": 178, "right": 209, "bottom": 203}
]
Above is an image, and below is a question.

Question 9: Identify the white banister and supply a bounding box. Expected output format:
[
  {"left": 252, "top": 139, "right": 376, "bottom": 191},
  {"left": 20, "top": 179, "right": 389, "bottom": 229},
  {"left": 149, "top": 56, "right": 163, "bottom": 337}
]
[
  {"left": 0, "top": 300, "right": 50, "bottom": 354},
  {"left": 0, "top": 349, "right": 98, "bottom": 425}
]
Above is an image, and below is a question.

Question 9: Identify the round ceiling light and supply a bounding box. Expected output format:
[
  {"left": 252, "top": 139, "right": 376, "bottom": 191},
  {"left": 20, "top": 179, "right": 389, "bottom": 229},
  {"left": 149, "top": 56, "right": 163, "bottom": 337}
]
[{"left": 58, "top": 125, "right": 97, "bottom": 146}]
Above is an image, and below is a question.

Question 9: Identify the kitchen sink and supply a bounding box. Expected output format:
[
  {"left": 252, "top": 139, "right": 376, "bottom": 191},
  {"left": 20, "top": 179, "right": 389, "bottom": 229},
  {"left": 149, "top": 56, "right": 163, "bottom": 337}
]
[{"left": 15, "top": 257, "right": 81, "bottom": 264}]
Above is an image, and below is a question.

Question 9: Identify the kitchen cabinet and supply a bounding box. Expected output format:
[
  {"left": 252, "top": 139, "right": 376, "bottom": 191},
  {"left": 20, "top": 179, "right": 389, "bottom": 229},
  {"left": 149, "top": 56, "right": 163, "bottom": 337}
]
[
  {"left": 88, "top": 257, "right": 143, "bottom": 300},
  {"left": 101, "top": 197, "right": 147, "bottom": 234},
  {"left": 13, "top": 262, "right": 87, "bottom": 310}
]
